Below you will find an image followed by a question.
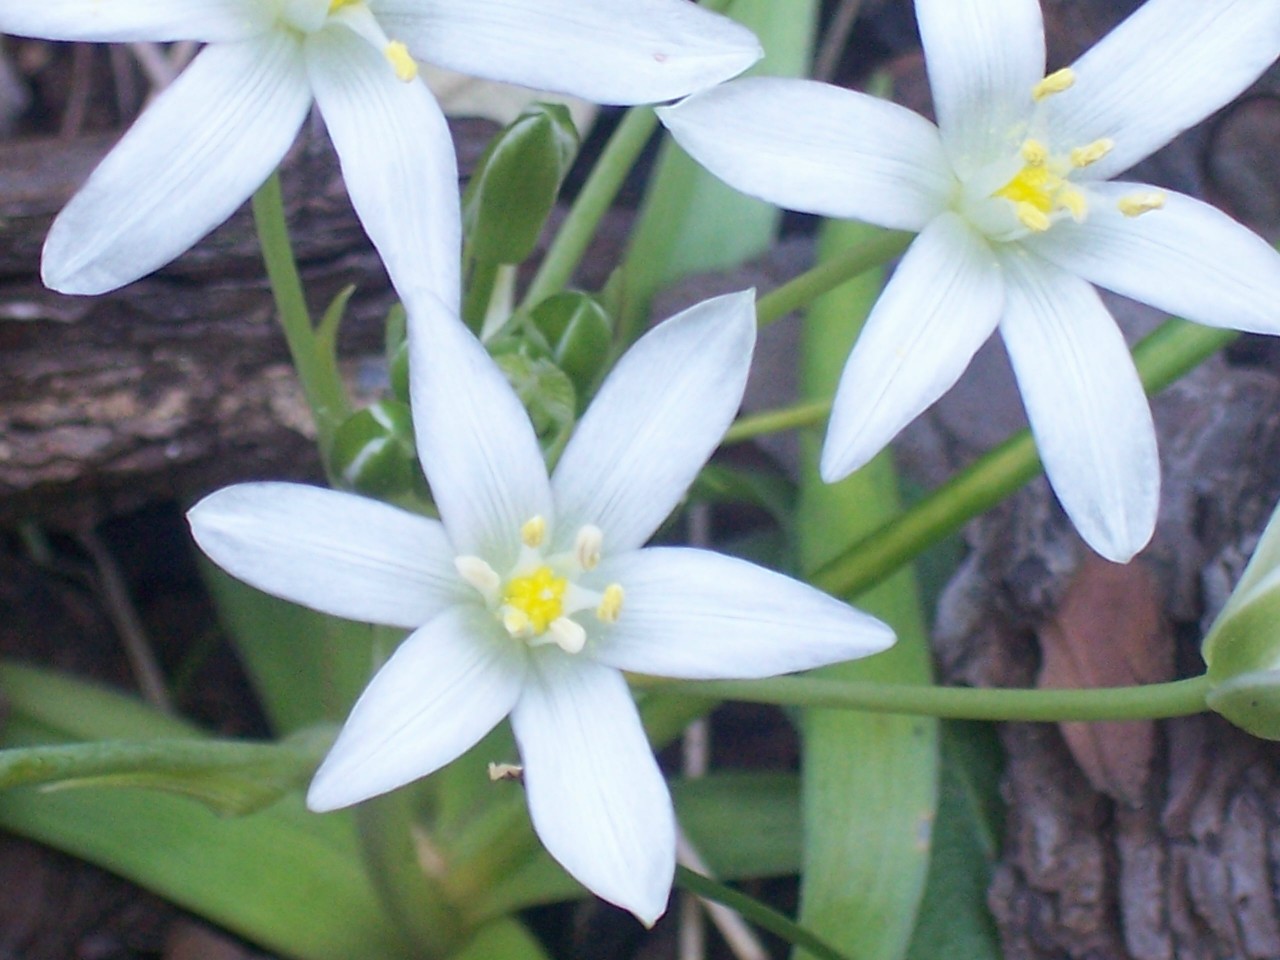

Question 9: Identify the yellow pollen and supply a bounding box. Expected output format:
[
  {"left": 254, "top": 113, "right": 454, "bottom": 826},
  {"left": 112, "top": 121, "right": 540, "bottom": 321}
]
[
  {"left": 1032, "top": 68, "right": 1075, "bottom": 101},
  {"left": 502, "top": 565, "right": 566, "bottom": 635},
  {"left": 520, "top": 515, "right": 547, "bottom": 549},
  {"left": 1059, "top": 186, "right": 1088, "bottom": 222},
  {"left": 1013, "top": 201, "right": 1051, "bottom": 232},
  {"left": 1070, "top": 139, "right": 1114, "bottom": 168},
  {"left": 597, "top": 584, "right": 625, "bottom": 624},
  {"left": 384, "top": 40, "right": 418, "bottom": 82},
  {"left": 1021, "top": 140, "right": 1049, "bottom": 166},
  {"left": 1117, "top": 191, "right": 1166, "bottom": 217}
]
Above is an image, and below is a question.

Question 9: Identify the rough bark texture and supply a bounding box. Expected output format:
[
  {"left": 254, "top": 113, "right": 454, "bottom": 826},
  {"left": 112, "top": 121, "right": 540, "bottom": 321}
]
[{"left": 0, "top": 117, "right": 495, "bottom": 530}]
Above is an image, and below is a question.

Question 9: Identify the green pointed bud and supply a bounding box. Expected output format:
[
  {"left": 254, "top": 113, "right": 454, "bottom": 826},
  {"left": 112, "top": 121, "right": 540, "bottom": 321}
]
[
  {"left": 493, "top": 347, "right": 576, "bottom": 447},
  {"left": 1202, "top": 505, "right": 1280, "bottom": 738},
  {"left": 529, "top": 292, "right": 613, "bottom": 401},
  {"left": 462, "top": 102, "right": 579, "bottom": 265},
  {"left": 331, "top": 399, "right": 418, "bottom": 497}
]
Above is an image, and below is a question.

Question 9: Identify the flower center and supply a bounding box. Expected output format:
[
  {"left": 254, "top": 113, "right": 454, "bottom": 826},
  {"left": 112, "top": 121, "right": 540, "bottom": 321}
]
[
  {"left": 502, "top": 566, "right": 567, "bottom": 635},
  {"left": 281, "top": 0, "right": 418, "bottom": 81},
  {"left": 455, "top": 516, "right": 624, "bottom": 656},
  {"left": 961, "top": 68, "right": 1166, "bottom": 241}
]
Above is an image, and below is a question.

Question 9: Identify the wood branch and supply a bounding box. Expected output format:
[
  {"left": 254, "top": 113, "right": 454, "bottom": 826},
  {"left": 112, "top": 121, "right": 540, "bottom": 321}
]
[{"left": 0, "top": 116, "right": 496, "bottom": 528}]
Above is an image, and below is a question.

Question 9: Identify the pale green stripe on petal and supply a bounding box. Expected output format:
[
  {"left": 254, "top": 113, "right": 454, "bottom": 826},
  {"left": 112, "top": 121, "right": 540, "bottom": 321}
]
[
  {"left": 592, "top": 546, "right": 894, "bottom": 679},
  {"left": 377, "top": 0, "right": 761, "bottom": 105},
  {"left": 998, "top": 252, "right": 1159, "bottom": 562},
  {"left": 1026, "top": 181, "right": 1280, "bottom": 336},
  {"left": 821, "top": 212, "right": 1004, "bottom": 483},
  {"left": 1047, "top": 0, "right": 1280, "bottom": 180},
  {"left": 407, "top": 296, "right": 553, "bottom": 569},
  {"left": 42, "top": 33, "right": 311, "bottom": 294},
  {"left": 550, "top": 291, "right": 755, "bottom": 554},
  {"left": 188, "top": 482, "right": 463, "bottom": 629},
  {"left": 308, "top": 608, "right": 526, "bottom": 811},
  {"left": 512, "top": 653, "right": 674, "bottom": 926},
  {"left": 916, "top": 0, "right": 1045, "bottom": 178},
  {"left": 658, "top": 76, "right": 955, "bottom": 231},
  {"left": 306, "top": 22, "right": 461, "bottom": 311},
  {"left": 0, "top": 0, "right": 269, "bottom": 42}
]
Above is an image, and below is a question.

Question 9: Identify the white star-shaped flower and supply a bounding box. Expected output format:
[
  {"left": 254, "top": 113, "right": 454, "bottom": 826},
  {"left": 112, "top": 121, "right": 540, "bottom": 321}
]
[
  {"left": 659, "top": 0, "right": 1280, "bottom": 562},
  {"left": 188, "top": 289, "right": 893, "bottom": 923},
  {"left": 1, "top": 0, "right": 761, "bottom": 304}
]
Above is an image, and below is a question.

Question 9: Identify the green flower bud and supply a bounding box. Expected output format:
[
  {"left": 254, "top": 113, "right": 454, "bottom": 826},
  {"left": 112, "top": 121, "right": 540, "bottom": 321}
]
[
  {"left": 1202, "top": 505, "right": 1280, "bottom": 738},
  {"left": 529, "top": 292, "right": 613, "bottom": 401},
  {"left": 493, "top": 347, "right": 576, "bottom": 448},
  {"left": 330, "top": 400, "right": 418, "bottom": 498},
  {"left": 462, "top": 102, "right": 579, "bottom": 265}
]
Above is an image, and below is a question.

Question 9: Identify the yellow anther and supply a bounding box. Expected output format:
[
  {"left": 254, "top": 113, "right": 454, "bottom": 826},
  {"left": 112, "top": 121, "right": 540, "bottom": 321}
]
[
  {"left": 1032, "top": 68, "right": 1075, "bottom": 101},
  {"left": 1117, "top": 191, "right": 1166, "bottom": 217},
  {"left": 328, "top": 0, "right": 358, "bottom": 10},
  {"left": 502, "top": 608, "right": 533, "bottom": 637},
  {"left": 1020, "top": 139, "right": 1049, "bottom": 166},
  {"left": 1070, "top": 139, "right": 1114, "bottom": 169},
  {"left": 1014, "top": 201, "right": 1052, "bottom": 232},
  {"left": 1059, "top": 187, "right": 1088, "bottom": 222},
  {"left": 502, "top": 565, "right": 567, "bottom": 635},
  {"left": 575, "top": 525, "right": 603, "bottom": 571},
  {"left": 520, "top": 515, "right": 547, "bottom": 549},
  {"left": 597, "top": 584, "right": 625, "bottom": 624},
  {"left": 384, "top": 40, "right": 418, "bottom": 82}
]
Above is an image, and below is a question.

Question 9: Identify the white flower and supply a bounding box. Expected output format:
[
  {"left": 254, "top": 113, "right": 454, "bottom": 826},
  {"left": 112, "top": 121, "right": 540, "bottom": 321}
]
[
  {"left": 188, "top": 290, "right": 893, "bottom": 924},
  {"left": 1, "top": 0, "right": 761, "bottom": 303},
  {"left": 658, "top": 0, "right": 1280, "bottom": 563}
]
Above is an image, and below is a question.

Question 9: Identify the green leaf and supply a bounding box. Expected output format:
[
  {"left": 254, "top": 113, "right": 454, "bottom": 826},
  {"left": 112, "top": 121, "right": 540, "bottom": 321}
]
[
  {"left": 794, "top": 217, "right": 939, "bottom": 960},
  {"left": 0, "top": 661, "right": 415, "bottom": 960},
  {"left": 0, "top": 727, "right": 330, "bottom": 817},
  {"left": 200, "top": 561, "right": 378, "bottom": 734},
  {"left": 905, "top": 723, "right": 1003, "bottom": 960}
]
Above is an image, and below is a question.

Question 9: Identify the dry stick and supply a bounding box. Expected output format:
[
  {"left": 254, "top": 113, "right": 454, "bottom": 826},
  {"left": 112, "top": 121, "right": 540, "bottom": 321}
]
[
  {"left": 676, "top": 831, "right": 770, "bottom": 960},
  {"left": 78, "top": 528, "right": 174, "bottom": 714}
]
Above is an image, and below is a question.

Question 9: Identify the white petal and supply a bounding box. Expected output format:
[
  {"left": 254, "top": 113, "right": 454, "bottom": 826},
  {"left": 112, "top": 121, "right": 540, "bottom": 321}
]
[
  {"left": 42, "top": 35, "right": 310, "bottom": 295},
  {"left": 377, "top": 0, "right": 761, "bottom": 105},
  {"left": 307, "top": 25, "right": 461, "bottom": 311},
  {"left": 188, "top": 483, "right": 463, "bottom": 629},
  {"left": 820, "top": 212, "right": 1004, "bottom": 482},
  {"left": 998, "top": 251, "right": 1158, "bottom": 562},
  {"left": 592, "top": 547, "right": 894, "bottom": 679},
  {"left": 658, "top": 77, "right": 954, "bottom": 231},
  {"left": 511, "top": 653, "right": 674, "bottom": 925},
  {"left": 916, "top": 0, "right": 1044, "bottom": 178},
  {"left": 0, "top": 0, "right": 268, "bottom": 42},
  {"left": 1046, "top": 0, "right": 1280, "bottom": 180},
  {"left": 1025, "top": 181, "right": 1280, "bottom": 336},
  {"left": 407, "top": 295, "right": 553, "bottom": 569},
  {"left": 307, "top": 607, "right": 526, "bottom": 810},
  {"left": 551, "top": 291, "right": 755, "bottom": 554}
]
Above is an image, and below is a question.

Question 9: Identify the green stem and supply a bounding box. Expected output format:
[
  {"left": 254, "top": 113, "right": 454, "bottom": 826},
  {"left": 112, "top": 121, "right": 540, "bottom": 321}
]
[
  {"left": 642, "top": 673, "right": 1212, "bottom": 723},
  {"left": 521, "top": 107, "right": 658, "bottom": 309},
  {"left": 251, "top": 173, "right": 352, "bottom": 458},
  {"left": 811, "top": 319, "right": 1238, "bottom": 598},
  {"left": 755, "top": 229, "right": 912, "bottom": 327},
  {"left": 724, "top": 398, "right": 830, "bottom": 444}
]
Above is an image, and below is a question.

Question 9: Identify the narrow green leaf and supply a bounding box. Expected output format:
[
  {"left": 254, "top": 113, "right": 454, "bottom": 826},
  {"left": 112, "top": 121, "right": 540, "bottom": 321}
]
[
  {"left": 0, "top": 661, "right": 414, "bottom": 960},
  {"left": 794, "top": 218, "right": 939, "bottom": 960},
  {"left": 453, "top": 918, "right": 553, "bottom": 960},
  {"left": 200, "top": 560, "right": 377, "bottom": 734},
  {"left": 0, "top": 727, "right": 329, "bottom": 816}
]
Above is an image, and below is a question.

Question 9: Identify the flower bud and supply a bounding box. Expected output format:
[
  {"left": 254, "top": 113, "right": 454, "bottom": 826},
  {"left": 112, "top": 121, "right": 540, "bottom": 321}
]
[
  {"left": 462, "top": 102, "right": 579, "bottom": 265},
  {"left": 330, "top": 400, "right": 418, "bottom": 498},
  {"left": 529, "top": 292, "right": 613, "bottom": 401},
  {"left": 1202, "top": 505, "right": 1280, "bottom": 738}
]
